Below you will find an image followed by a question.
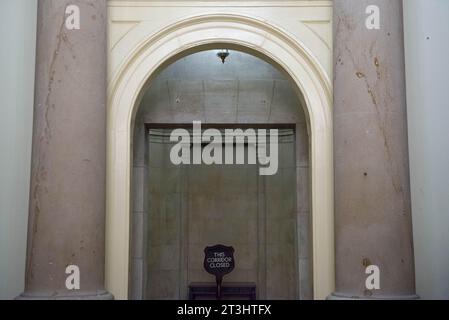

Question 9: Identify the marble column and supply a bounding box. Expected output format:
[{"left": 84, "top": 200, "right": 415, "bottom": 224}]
[
  {"left": 19, "top": 0, "right": 112, "bottom": 299},
  {"left": 331, "top": 0, "right": 417, "bottom": 299}
]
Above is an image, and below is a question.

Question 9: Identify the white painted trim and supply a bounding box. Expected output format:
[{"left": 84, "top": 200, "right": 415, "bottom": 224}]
[
  {"left": 108, "top": 1, "right": 333, "bottom": 8},
  {"left": 106, "top": 13, "right": 334, "bottom": 300}
]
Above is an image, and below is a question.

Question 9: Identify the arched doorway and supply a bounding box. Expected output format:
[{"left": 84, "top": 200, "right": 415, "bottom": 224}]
[
  {"left": 106, "top": 14, "right": 333, "bottom": 300},
  {"left": 130, "top": 50, "right": 310, "bottom": 300}
]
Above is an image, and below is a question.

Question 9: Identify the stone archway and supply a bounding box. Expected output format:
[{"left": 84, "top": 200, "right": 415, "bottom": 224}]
[{"left": 106, "top": 14, "right": 334, "bottom": 300}]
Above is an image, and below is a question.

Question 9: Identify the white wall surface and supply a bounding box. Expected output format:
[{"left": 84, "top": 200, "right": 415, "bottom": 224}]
[
  {"left": 404, "top": 0, "right": 449, "bottom": 300},
  {"left": 0, "top": 0, "right": 37, "bottom": 299}
]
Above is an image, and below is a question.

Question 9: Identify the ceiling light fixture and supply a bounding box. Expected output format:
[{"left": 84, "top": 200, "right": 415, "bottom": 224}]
[{"left": 217, "top": 49, "right": 230, "bottom": 64}]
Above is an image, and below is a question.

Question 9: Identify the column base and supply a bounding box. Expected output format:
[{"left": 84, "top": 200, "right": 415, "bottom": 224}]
[
  {"left": 328, "top": 292, "right": 419, "bottom": 300},
  {"left": 16, "top": 290, "right": 114, "bottom": 300}
]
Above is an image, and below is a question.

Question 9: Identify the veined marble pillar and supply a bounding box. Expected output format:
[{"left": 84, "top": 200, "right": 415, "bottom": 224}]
[
  {"left": 19, "top": 0, "right": 112, "bottom": 299},
  {"left": 331, "top": 0, "right": 417, "bottom": 299}
]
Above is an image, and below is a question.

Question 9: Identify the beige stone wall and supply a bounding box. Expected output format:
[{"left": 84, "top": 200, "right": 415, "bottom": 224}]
[{"left": 142, "top": 130, "right": 300, "bottom": 299}]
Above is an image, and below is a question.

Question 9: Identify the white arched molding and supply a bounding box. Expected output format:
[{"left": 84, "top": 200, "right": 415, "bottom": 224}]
[{"left": 106, "top": 13, "right": 334, "bottom": 300}]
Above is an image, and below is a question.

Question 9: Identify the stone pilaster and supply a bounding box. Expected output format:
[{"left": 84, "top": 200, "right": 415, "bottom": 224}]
[
  {"left": 19, "top": 0, "right": 112, "bottom": 299},
  {"left": 331, "top": 0, "right": 417, "bottom": 299}
]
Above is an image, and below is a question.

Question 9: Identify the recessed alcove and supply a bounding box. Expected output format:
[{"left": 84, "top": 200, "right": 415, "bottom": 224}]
[{"left": 130, "top": 50, "right": 312, "bottom": 300}]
